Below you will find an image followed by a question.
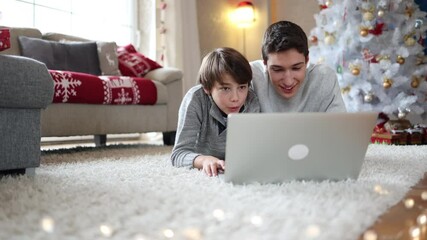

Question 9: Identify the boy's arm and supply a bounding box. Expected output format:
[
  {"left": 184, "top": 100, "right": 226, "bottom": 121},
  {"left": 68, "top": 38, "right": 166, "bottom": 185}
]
[{"left": 170, "top": 89, "right": 204, "bottom": 168}]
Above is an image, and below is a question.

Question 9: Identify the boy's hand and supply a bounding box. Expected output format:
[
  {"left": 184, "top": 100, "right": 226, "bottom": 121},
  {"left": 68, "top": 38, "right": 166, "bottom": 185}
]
[{"left": 194, "top": 156, "right": 225, "bottom": 177}]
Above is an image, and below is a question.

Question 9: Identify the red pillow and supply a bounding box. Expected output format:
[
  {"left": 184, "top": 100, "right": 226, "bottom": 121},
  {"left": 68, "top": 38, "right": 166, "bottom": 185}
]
[
  {"left": 117, "top": 44, "right": 162, "bottom": 77},
  {"left": 0, "top": 28, "right": 11, "bottom": 51}
]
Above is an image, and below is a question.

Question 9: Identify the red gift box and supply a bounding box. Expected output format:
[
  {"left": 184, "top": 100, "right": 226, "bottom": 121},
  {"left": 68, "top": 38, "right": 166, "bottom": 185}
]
[{"left": 0, "top": 28, "right": 11, "bottom": 51}]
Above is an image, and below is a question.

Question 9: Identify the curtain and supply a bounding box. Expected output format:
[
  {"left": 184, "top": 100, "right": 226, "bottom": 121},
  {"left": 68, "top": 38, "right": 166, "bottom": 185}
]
[{"left": 163, "top": 0, "right": 201, "bottom": 94}]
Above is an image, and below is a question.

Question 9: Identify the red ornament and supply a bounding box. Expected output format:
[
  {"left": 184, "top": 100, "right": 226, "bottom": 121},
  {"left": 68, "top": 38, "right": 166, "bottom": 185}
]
[
  {"left": 319, "top": 4, "right": 328, "bottom": 10},
  {"left": 368, "top": 23, "right": 385, "bottom": 36}
]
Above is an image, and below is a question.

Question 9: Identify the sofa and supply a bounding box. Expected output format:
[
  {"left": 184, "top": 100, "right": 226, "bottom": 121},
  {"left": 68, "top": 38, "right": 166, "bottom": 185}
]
[
  {"left": 1, "top": 27, "right": 183, "bottom": 146},
  {"left": 0, "top": 54, "right": 54, "bottom": 174}
]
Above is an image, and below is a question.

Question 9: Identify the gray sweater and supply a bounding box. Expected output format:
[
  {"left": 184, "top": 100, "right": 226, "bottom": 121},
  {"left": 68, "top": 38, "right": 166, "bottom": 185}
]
[
  {"left": 250, "top": 60, "right": 346, "bottom": 112},
  {"left": 171, "top": 85, "right": 260, "bottom": 168}
]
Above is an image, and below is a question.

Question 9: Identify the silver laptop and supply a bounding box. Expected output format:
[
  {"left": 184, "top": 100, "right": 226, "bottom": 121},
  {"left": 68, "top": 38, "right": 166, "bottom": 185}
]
[{"left": 223, "top": 112, "right": 378, "bottom": 184}]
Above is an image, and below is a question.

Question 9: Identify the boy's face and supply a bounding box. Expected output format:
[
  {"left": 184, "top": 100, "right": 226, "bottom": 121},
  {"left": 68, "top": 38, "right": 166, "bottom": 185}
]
[
  {"left": 264, "top": 49, "right": 308, "bottom": 99},
  {"left": 204, "top": 74, "right": 249, "bottom": 115}
]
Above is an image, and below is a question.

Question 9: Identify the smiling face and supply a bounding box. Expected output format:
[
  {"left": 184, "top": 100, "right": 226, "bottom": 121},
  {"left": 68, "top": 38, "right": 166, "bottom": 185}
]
[
  {"left": 205, "top": 74, "right": 249, "bottom": 115},
  {"left": 264, "top": 49, "right": 308, "bottom": 99}
]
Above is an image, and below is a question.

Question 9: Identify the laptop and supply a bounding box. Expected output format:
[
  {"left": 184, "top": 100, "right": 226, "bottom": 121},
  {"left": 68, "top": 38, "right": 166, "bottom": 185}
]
[{"left": 223, "top": 112, "right": 378, "bottom": 184}]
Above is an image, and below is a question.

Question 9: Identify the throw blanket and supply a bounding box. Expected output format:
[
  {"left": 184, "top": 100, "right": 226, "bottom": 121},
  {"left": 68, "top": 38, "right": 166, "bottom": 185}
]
[{"left": 49, "top": 70, "right": 157, "bottom": 105}]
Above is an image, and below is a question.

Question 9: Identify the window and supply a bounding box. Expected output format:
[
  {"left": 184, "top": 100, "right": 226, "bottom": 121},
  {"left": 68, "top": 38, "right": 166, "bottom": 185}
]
[{"left": 0, "top": 0, "right": 137, "bottom": 46}]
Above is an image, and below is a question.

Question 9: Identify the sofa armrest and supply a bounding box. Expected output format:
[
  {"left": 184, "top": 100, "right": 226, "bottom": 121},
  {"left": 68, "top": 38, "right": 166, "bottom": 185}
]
[
  {"left": 0, "top": 55, "right": 54, "bottom": 109},
  {"left": 144, "top": 67, "right": 183, "bottom": 85}
]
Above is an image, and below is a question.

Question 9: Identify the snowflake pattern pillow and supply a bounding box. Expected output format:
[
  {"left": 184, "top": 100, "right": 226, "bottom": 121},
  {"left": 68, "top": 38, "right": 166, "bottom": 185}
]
[{"left": 117, "top": 44, "right": 162, "bottom": 77}]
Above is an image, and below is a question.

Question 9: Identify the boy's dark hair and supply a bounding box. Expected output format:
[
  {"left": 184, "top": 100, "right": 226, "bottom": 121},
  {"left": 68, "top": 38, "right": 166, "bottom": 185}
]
[
  {"left": 198, "top": 47, "right": 252, "bottom": 91},
  {"left": 261, "top": 21, "right": 308, "bottom": 61}
]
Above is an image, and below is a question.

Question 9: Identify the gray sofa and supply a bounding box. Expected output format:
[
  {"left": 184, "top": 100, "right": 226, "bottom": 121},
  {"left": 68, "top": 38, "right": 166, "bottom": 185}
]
[
  {"left": 2, "top": 27, "right": 183, "bottom": 146},
  {"left": 0, "top": 54, "right": 54, "bottom": 174}
]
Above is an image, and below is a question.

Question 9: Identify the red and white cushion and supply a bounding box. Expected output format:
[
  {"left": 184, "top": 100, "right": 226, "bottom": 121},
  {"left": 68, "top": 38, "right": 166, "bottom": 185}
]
[
  {"left": 117, "top": 44, "right": 162, "bottom": 77},
  {"left": 49, "top": 70, "right": 157, "bottom": 105}
]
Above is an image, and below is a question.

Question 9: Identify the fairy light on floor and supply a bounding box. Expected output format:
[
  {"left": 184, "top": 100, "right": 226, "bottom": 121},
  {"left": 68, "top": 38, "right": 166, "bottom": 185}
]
[
  {"left": 99, "top": 224, "right": 113, "bottom": 237},
  {"left": 163, "top": 229, "right": 174, "bottom": 238},
  {"left": 417, "top": 213, "right": 427, "bottom": 225},
  {"left": 410, "top": 226, "right": 421, "bottom": 238},
  {"left": 40, "top": 216, "right": 55, "bottom": 233},
  {"left": 250, "top": 215, "right": 263, "bottom": 227},
  {"left": 212, "top": 209, "right": 225, "bottom": 221},
  {"left": 133, "top": 233, "right": 148, "bottom": 240},
  {"left": 182, "top": 227, "right": 202, "bottom": 240},
  {"left": 373, "top": 185, "right": 389, "bottom": 195},
  {"left": 362, "top": 230, "right": 377, "bottom": 240},
  {"left": 305, "top": 224, "right": 321, "bottom": 238},
  {"left": 404, "top": 198, "right": 415, "bottom": 209},
  {"left": 421, "top": 191, "right": 427, "bottom": 201}
]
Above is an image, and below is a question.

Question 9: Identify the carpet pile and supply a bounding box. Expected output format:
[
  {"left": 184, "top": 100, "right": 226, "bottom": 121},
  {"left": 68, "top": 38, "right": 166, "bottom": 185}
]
[{"left": 0, "top": 144, "right": 426, "bottom": 240}]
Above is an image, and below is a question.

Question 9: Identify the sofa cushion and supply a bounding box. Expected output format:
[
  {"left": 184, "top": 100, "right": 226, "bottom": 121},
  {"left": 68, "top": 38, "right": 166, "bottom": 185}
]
[
  {"left": 117, "top": 44, "right": 162, "bottom": 77},
  {"left": 49, "top": 70, "right": 158, "bottom": 105},
  {"left": 0, "top": 27, "right": 42, "bottom": 55},
  {"left": 96, "top": 41, "right": 121, "bottom": 76},
  {"left": 43, "top": 33, "right": 121, "bottom": 76},
  {"left": 18, "top": 36, "right": 101, "bottom": 75}
]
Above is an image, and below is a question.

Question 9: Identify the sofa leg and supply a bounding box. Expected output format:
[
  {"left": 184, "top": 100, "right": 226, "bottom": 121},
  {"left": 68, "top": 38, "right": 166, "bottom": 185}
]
[
  {"left": 94, "top": 134, "right": 107, "bottom": 146},
  {"left": 162, "top": 131, "right": 176, "bottom": 146}
]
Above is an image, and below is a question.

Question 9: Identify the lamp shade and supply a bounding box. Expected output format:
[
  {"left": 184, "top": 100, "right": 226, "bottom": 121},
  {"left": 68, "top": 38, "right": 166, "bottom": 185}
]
[{"left": 234, "top": 1, "right": 255, "bottom": 28}]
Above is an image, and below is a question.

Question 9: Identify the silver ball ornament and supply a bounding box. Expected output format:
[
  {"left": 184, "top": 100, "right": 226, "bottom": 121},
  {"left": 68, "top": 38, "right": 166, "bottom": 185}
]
[
  {"left": 364, "top": 93, "right": 373, "bottom": 102},
  {"left": 397, "top": 111, "right": 407, "bottom": 119}
]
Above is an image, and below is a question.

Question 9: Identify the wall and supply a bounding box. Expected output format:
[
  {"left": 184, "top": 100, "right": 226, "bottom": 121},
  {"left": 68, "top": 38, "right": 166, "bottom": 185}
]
[
  {"left": 196, "top": 0, "right": 270, "bottom": 62},
  {"left": 196, "top": 0, "right": 319, "bottom": 62}
]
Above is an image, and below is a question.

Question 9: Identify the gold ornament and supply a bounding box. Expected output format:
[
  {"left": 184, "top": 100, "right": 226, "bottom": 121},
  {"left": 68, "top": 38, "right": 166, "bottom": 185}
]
[
  {"left": 360, "top": 29, "right": 369, "bottom": 37},
  {"left": 396, "top": 55, "right": 405, "bottom": 65},
  {"left": 325, "top": 0, "right": 332, "bottom": 7},
  {"left": 363, "top": 12, "right": 374, "bottom": 21},
  {"left": 377, "top": 10, "right": 385, "bottom": 17},
  {"left": 324, "top": 35, "right": 335, "bottom": 45},
  {"left": 351, "top": 68, "right": 361, "bottom": 76},
  {"left": 411, "top": 76, "right": 420, "bottom": 88},
  {"left": 349, "top": 63, "right": 361, "bottom": 76},
  {"left": 341, "top": 86, "right": 351, "bottom": 94},
  {"left": 405, "top": 37, "right": 416, "bottom": 46},
  {"left": 383, "top": 78, "right": 393, "bottom": 89}
]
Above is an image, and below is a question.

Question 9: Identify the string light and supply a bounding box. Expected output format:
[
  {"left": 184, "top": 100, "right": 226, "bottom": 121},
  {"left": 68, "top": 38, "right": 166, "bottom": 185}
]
[
  {"left": 421, "top": 191, "right": 427, "bottom": 201},
  {"left": 212, "top": 209, "right": 226, "bottom": 221},
  {"left": 40, "top": 216, "right": 55, "bottom": 233},
  {"left": 182, "top": 228, "right": 202, "bottom": 240},
  {"left": 410, "top": 226, "right": 421, "bottom": 238},
  {"left": 250, "top": 215, "right": 263, "bottom": 227},
  {"left": 305, "top": 224, "right": 321, "bottom": 238},
  {"left": 163, "top": 229, "right": 174, "bottom": 238},
  {"left": 362, "top": 230, "right": 378, "bottom": 240},
  {"left": 404, "top": 198, "right": 415, "bottom": 209},
  {"left": 99, "top": 224, "right": 114, "bottom": 237}
]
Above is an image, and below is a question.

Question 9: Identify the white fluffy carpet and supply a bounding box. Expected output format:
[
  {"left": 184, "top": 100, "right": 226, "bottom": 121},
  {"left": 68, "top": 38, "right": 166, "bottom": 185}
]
[{"left": 0, "top": 144, "right": 426, "bottom": 240}]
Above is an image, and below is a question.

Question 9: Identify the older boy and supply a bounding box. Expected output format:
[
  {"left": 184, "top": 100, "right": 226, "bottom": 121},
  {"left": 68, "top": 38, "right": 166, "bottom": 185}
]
[
  {"left": 171, "top": 47, "right": 260, "bottom": 176},
  {"left": 251, "top": 20, "right": 346, "bottom": 112}
]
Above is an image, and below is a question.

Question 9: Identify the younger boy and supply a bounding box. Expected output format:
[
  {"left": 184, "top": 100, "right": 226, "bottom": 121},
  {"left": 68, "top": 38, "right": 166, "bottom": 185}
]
[{"left": 171, "top": 47, "right": 260, "bottom": 176}]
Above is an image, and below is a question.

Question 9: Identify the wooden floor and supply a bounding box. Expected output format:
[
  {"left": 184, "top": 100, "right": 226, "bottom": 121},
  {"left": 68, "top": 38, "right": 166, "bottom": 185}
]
[{"left": 359, "top": 173, "right": 427, "bottom": 240}]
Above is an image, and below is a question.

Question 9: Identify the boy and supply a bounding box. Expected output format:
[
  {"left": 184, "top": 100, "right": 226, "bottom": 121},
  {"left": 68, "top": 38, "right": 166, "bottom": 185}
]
[
  {"left": 171, "top": 47, "right": 260, "bottom": 176},
  {"left": 251, "top": 20, "right": 346, "bottom": 112}
]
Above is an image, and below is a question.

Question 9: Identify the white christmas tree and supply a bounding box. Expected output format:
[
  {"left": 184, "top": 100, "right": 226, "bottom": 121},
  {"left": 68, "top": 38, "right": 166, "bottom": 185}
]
[{"left": 309, "top": 0, "right": 427, "bottom": 121}]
